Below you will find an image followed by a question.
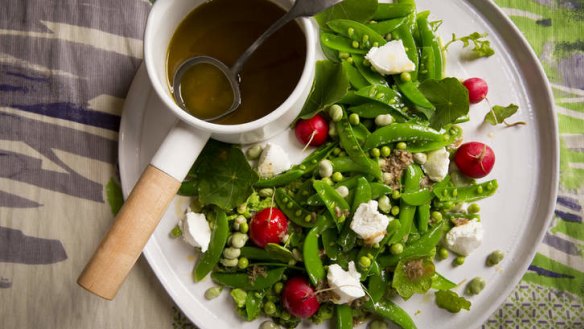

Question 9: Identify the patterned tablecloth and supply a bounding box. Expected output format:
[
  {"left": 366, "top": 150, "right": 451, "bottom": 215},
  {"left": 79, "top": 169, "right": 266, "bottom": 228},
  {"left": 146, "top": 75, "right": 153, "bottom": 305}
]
[{"left": 0, "top": 0, "right": 582, "bottom": 328}]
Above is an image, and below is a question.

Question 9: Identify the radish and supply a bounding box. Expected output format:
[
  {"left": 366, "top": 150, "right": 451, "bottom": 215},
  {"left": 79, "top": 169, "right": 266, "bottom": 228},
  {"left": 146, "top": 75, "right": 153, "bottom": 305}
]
[
  {"left": 454, "top": 142, "right": 495, "bottom": 178},
  {"left": 294, "top": 114, "right": 329, "bottom": 146},
  {"left": 463, "top": 78, "right": 488, "bottom": 104},
  {"left": 249, "top": 207, "right": 288, "bottom": 248},
  {"left": 282, "top": 277, "right": 320, "bottom": 318}
]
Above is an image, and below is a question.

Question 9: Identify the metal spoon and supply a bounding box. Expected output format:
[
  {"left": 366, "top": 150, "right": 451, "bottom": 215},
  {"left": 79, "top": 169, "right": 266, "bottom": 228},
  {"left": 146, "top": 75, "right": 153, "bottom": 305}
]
[{"left": 172, "top": 0, "right": 339, "bottom": 122}]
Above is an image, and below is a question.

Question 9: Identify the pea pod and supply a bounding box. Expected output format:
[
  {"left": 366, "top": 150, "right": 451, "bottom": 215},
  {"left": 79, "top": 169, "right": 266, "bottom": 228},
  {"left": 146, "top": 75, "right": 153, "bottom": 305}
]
[
  {"left": 433, "top": 180, "right": 498, "bottom": 203},
  {"left": 371, "top": 182, "right": 392, "bottom": 199},
  {"left": 322, "top": 228, "right": 339, "bottom": 260},
  {"left": 417, "top": 46, "right": 436, "bottom": 82},
  {"left": 372, "top": 3, "right": 415, "bottom": 20},
  {"left": 367, "top": 271, "right": 389, "bottom": 302},
  {"left": 211, "top": 267, "right": 286, "bottom": 290},
  {"left": 432, "top": 272, "right": 457, "bottom": 291},
  {"left": 245, "top": 290, "right": 264, "bottom": 320},
  {"left": 240, "top": 246, "right": 288, "bottom": 263},
  {"left": 275, "top": 188, "right": 317, "bottom": 228},
  {"left": 321, "top": 32, "right": 368, "bottom": 54},
  {"left": 364, "top": 122, "right": 444, "bottom": 150},
  {"left": 417, "top": 11, "right": 443, "bottom": 80},
  {"left": 327, "top": 19, "right": 387, "bottom": 47},
  {"left": 331, "top": 157, "right": 370, "bottom": 174},
  {"left": 335, "top": 304, "right": 354, "bottom": 329},
  {"left": 367, "top": 17, "right": 408, "bottom": 35},
  {"left": 394, "top": 78, "right": 435, "bottom": 119},
  {"left": 255, "top": 169, "right": 304, "bottom": 188},
  {"left": 193, "top": 208, "right": 229, "bottom": 281},
  {"left": 337, "top": 114, "right": 382, "bottom": 179},
  {"left": 417, "top": 203, "right": 431, "bottom": 233},
  {"left": 352, "top": 177, "right": 372, "bottom": 212},
  {"left": 401, "top": 188, "right": 433, "bottom": 206},
  {"left": 342, "top": 61, "right": 369, "bottom": 89},
  {"left": 388, "top": 165, "right": 424, "bottom": 244},
  {"left": 406, "top": 125, "right": 462, "bottom": 153},
  {"left": 304, "top": 226, "right": 325, "bottom": 286},
  {"left": 353, "top": 56, "right": 389, "bottom": 87},
  {"left": 349, "top": 103, "right": 393, "bottom": 119},
  {"left": 379, "top": 221, "right": 444, "bottom": 267},
  {"left": 393, "top": 23, "right": 419, "bottom": 81},
  {"left": 265, "top": 243, "right": 295, "bottom": 263},
  {"left": 355, "top": 84, "right": 405, "bottom": 113},
  {"left": 365, "top": 299, "right": 417, "bottom": 329},
  {"left": 313, "top": 180, "right": 351, "bottom": 229}
]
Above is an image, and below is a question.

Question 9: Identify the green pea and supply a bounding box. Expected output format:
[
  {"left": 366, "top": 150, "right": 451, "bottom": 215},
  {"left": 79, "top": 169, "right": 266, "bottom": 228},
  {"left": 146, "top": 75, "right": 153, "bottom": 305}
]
[
  {"left": 329, "top": 122, "right": 338, "bottom": 137},
  {"left": 431, "top": 211, "right": 443, "bottom": 222},
  {"left": 477, "top": 186, "right": 484, "bottom": 194},
  {"left": 204, "top": 286, "right": 222, "bottom": 300},
  {"left": 391, "top": 190, "right": 401, "bottom": 199},
  {"left": 396, "top": 142, "right": 407, "bottom": 150},
  {"left": 372, "top": 41, "right": 380, "bottom": 47},
  {"left": 333, "top": 147, "right": 342, "bottom": 156},
  {"left": 273, "top": 282, "right": 284, "bottom": 294},
  {"left": 381, "top": 146, "right": 391, "bottom": 157},
  {"left": 359, "top": 256, "right": 372, "bottom": 268},
  {"left": 332, "top": 171, "right": 344, "bottom": 182},
  {"left": 322, "top": 177, "right": 334, "bottom": 186},
  {"left": 328, "top": 104, "right": 344, "bottom": 122},
  {"left": 230, "top": 288, "right": 247, "bottom": 308},
  {"left": 370, "top": 147, "right": 381, "bottom": 158},
  {"left": 259, "top": 321, "right": 280, "bottom": 329},
  {"left": 238, "top": 257, "right": 249, "bottom": 269},
  {"left": 246, "top": 144, "right": 263, "bottom": 160},
  {"left": 468, "top": 203, "right": 481, "bottom": 214},
  {"left": 391, "top": 205, "right": 400, "bottom": 216},
  {"left": 437, "top": 247, "right": 449, "bottom": 260},
  {"left": 465, "top": 277, "right": 486, "bottom": 295},
  {"left": 345, "top": 57, "right": 354, "bottom": 64},
  {"left": 390, "top": 243, "right": 404, "bottom": 255},
  {"left": 280, "top": 312, "right": 291, "bottom": 320},
  {"left": 170, "top": 225, "right": 182, "bottom": 238},
  {"left": 352, "top": 40, "right": 360, "bottom": 48},
  {"left": 385, "top": 33, "right": 392, "bottom": 41},
  {"left": 347, "top": 27, "right": 355, "bottom": 36},
  {"left": 400, "top": 72, "right": 411, "bottom": 82},
  {"left": 349, "top": 113, "right": 360, "bottom": 125},
  {"left": 453, "top": 256, "right": 465, "bottom": 266},
  {"left": 237, "top": 203, "right": 247, "bottom": 214},
  {"left": 239, "top": 222, "right": 249, "bottom": 234},
  {"left": 263, "top": 301, "right": 277, "bottom": 315},
  {"left": 486, "top": 250, "right": 505, "bottom": 266},
  {"left": 339, "top": 52, "right": 350, "bottom": 59}
]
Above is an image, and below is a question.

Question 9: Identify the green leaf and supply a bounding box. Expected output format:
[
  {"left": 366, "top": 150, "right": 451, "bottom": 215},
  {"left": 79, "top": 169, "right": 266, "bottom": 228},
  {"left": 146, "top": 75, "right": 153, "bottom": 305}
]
[
  {"left": 105, "top": 177, "right": 123, "bottom": 215},
  {"left": 195, "top": 140, "right": 259, "bottom": 210},
  {"left": 298, "top": 61, "right": 350, "bottom": 120},
  {"left": 392, "top": 257, "right": 435, "bottom": 299},
  {"left": 419, "top": 78, "right": 469, "bottom": 130},
  {"left": 315, "top": 0, "right": 378, "bottom": 27},
  {"left": 484, "top": 104, "right": 520, "bottom": 125},
  {"left": 435, "top": 290, "right": 471, "bottom": 313},
  {"left": 444, "top": 32, "right": 494, "bottom": 58}
]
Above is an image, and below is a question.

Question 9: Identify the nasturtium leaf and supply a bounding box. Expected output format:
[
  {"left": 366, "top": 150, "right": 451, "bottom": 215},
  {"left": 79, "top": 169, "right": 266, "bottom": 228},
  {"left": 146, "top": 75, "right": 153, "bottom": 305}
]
[
  {"left": 195, "top": 140, "right": 259, "bottom": 210},
  {"left": 392, "top": 257, "right": 435, "bottom": 300},
  {"left": 435, "top": 290, "right": 472, "bottom": 313},
  {"left": 419, "top": 78, "right": 470, "bottom": 130},
  {"left": 315, "top": 0, "right": 378, "bottom": 27},
  {"left": 298, "top": 61, "right": 350, "bottom": 120},
  {"left": 484, "top": 104, "right": 519, "bottom": 125}
]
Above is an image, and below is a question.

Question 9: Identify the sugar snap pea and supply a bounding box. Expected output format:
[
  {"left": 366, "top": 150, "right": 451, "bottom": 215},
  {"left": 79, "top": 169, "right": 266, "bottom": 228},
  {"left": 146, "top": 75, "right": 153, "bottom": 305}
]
[
  {"left": 336, "top": 304, "right": 354, "bottom": 329},
  {"left": 275, "top": 188, "right": 317, "bottom": 228},
  {"left": 265, "top": 243, "right": 295, "bottom": 263},
  {"left": 314, "top": 180, "right": 351, "bottom": 229},
  {"left": 432, "top": 272, "right": 457, "bottom": 291},
  {"left": 353, "top": 56, "right": 389, "bottom": 87},
  {"left": 211, "top": 267, "right": 286, "bottom": 290},
  {"left": 342, "top": 61, "right": 369, "bottom": 89},
  {"left": 417, "top": 11, "right": 443, "bottom": 80},
  {"left": 194, "top": 208, "right": 229, "bottom": 281},
  {"left": 406, "top": 125, "right": 462, "bottom": 153},
  {"left": 337, "top": 114, "right": 382, "bottom": 179},
  {"left": 352, "top": 177, "right": 372, "bottom": 212},
  {"left": 321, "top": 32, "right": 369, "bottom": 54},
  {"left": 304, "top": 226, "right": 325, "bottom": 286},
  {"left": 417, "top": 203, "right": 431, "bottom": 233},
  {"left": 371, "top": 182, "right": 392, "bottom": 199},
  {"left": 364, "top": 122, "right": 444, "bottom": 150},
  {"left": 394, "top": 78, "right": 435, "bottom": 119},
  {"left": 349, "top": 103, "right": 393, "bottom": 118},
  {"left": 365, "top": 299, "right": 417, "bottom": 329},
  {"left": 331, "top": 157, "right": 370, "bottom": 174},
  {"left": 372, "top": 3, "right": 415, "bottom": 20},
  {"left": 388, "top": 165, "right": 423, "bottom": 244},
  {"left": 322, "top": 227, "right": 339, "bottom": 260},
  {"left": 245, "top": 290, "right": 264, "bottom": 320},
  {"left": 393, "top": 24, "right": 419, "bottom": 81},
  {"left": 433, "top": 180, "right": 498, "bottom": 203},
  {"left": 367, "top": 271, "right": 389, "bottom": 302},
  {"left": 401, "top": 189, "right": 433, "bottom": 206},
  {"left": 239, "top": 246, "right": 288, "bottom": 263},
  {"left": 379, "top": 221, "right": 444, "bottom": 267},
  {"left": 367, "top": 17, "right": 408, "bottom": 35},
  {"left": 327, "top": 19, "right": 387, "bottom": 47}
]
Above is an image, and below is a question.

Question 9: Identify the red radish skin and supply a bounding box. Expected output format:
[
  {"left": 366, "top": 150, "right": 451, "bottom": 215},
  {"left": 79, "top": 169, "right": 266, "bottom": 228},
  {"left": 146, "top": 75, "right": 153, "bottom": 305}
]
[
  {"left": 295, "top": 114, "right": 329, "bottom": 146},
  {"left": 463, "top": 78, "right": 488, "bottom": 104},
  {"left": 249, "top": 207, "right": 288, "bottom": 248},
  {"left": 454, "top": 142, "right": 495, "bottom": 178},
  {"left": 282, "top": 277, "right": 320, "bottom": 318}
]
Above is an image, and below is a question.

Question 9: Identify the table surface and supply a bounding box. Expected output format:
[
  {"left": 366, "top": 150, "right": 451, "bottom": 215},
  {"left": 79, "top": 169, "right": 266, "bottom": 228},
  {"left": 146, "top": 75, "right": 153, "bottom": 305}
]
[{"left": 0, "top": 1, "right": 582, "bottom": 328}]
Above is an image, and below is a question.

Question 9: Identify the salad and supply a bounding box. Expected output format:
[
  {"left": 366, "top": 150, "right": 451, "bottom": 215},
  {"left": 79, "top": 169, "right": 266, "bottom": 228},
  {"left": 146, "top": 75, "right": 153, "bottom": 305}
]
[{"left": 172, "top": 0, "right": 518, "bottom": 328}]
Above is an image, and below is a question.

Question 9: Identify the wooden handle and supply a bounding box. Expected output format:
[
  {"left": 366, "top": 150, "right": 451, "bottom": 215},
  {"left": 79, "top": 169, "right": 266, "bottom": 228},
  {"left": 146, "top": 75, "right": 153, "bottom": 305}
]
[{"left": 78, "top": 165, "right": 181, "bottom": 300}]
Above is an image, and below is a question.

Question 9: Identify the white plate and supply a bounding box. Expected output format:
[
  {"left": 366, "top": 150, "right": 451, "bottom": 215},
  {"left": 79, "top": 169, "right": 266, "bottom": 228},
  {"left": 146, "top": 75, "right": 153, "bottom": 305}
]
[{"left": 119, "top": 1, "right": 558, "bottom": 328}]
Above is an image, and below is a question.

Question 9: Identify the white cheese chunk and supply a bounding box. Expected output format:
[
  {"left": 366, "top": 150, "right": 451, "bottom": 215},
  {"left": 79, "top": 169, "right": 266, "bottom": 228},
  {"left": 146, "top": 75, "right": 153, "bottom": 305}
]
[
  {"left": 444, "top": 219, "right": 484, "bottom": 256},
  {"left": 365, "top": 40, "right": 416, "bottom": 76},
  {"left": 179, "top": 210, "right": 211, "bottom": 252},
  {"left": 350, "top": 200, "right": 391, "bottom": 245},
  {"left": 327, "top": 261, "right": 365, "bottom": 304},
  {"left": 257, "top": 143, "right": 291, "bottom": 178},
  {"left": 421, "top": 147, "right": 450, "bottom": 182}
]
